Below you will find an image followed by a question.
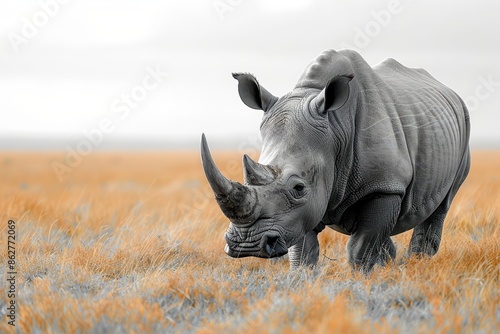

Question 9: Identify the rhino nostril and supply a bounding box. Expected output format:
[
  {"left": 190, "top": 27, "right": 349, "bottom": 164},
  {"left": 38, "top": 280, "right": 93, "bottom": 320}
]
[{"left": 265, "top": 235, "right": 279, "bottom": 255}]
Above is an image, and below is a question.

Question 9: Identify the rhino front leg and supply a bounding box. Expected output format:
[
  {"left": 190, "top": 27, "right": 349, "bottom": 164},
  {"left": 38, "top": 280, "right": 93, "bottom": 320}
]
[
  {"left": 347, "top": 194, "right": 400, "bottom": 273},
  {"left": 288, "top": 231, "right": 320, "bottom": 270}
]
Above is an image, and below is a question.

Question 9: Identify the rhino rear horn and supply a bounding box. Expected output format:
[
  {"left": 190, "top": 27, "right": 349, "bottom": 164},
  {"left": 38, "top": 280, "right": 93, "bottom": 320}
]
[
  {"left": 232, "top": 73, "right": 278, "bottom": 112},
  {"left": 243, "top": 154, "right": 275, "bottom": 185}
]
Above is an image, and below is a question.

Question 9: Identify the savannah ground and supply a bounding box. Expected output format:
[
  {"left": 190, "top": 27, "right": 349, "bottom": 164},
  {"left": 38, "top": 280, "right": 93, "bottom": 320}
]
[{"left": 0, "top": 150, "right": 499, "bottom": 333}]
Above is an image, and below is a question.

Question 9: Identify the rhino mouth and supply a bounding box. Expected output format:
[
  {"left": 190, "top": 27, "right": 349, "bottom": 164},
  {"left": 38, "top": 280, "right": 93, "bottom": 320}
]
[{"left": 224, "top": 227, "right": 288, "bottom": 259}]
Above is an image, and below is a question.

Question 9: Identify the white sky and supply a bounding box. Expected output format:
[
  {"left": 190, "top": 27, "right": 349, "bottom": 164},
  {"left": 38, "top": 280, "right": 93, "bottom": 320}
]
[{"left": 1, "top": 0, "right": 499, "bottom": 148}]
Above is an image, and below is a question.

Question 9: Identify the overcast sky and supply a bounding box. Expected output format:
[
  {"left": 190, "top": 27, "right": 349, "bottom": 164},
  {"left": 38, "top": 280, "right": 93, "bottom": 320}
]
[{"left": 1, "top": 0, "right": 499, "bottom": 149}]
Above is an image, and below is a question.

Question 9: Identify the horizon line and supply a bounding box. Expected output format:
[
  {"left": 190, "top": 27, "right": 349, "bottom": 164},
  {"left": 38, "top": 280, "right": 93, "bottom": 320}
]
[{"left": 0, "top": 135, "right": 498, "bottom": 151}]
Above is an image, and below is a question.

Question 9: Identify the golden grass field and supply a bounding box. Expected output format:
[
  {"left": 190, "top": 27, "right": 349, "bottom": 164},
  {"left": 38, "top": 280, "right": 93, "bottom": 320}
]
[{"left": 0, "top": 150, "right": 499, "bottom": 333}]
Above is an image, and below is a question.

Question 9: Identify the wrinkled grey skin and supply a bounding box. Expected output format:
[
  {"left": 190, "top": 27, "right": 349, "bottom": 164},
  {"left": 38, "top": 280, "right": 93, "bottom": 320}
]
[{"left": 201, "top": 49, "right": 470, "bottom": 273}]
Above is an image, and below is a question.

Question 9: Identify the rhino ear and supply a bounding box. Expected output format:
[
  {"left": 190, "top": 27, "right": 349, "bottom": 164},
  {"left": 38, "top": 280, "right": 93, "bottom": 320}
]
[
  {"left": 232, "top": 73, "right": 278, "bottom": 112},
  {"left": 314, "top": 74, "right": 353, "bottom": 114}
]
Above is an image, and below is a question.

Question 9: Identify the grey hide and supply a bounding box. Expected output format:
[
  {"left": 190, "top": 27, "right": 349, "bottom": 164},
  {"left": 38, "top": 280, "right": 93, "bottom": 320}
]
[{"left": 201, "top": 49, "right": 470, "bottom": 273}]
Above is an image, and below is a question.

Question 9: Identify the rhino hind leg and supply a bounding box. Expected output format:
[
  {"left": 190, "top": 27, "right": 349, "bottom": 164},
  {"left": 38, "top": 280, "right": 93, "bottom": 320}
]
[
  {"left": 408, "top": 148, "right": 469, "bottom": 258},
  {"left": 409, "top": 206, "right": 447, "bottom": 257},
  {"left": 288, "top": 229, "right": 320, "bottom": 270},
  {"left": 409, "top": 147, "right": 471, "bottom": 257}
]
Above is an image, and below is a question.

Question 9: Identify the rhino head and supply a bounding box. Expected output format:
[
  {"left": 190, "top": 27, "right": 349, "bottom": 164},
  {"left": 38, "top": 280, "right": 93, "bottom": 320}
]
[{"left": 201, "top": 70, "right": 353, "bottom": 260}]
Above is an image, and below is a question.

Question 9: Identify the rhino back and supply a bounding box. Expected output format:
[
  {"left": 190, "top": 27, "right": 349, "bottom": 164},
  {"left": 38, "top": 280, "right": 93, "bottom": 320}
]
[{"left": 338, "top": 50, "right": 470, "bottom": 230}]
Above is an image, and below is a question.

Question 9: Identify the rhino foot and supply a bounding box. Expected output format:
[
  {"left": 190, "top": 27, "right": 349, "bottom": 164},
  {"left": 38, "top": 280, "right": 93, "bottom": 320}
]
[{"left": 409, "top": 206, "right": 446, "bottom": 257}]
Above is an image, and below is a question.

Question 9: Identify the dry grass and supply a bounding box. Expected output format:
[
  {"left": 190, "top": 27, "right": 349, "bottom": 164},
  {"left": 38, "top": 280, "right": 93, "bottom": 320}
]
[{"left": 0, "top": 150, "right": 498, "bottom": 333}]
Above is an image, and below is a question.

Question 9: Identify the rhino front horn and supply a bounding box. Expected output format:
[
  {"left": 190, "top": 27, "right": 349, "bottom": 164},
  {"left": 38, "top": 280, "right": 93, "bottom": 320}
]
[
  {"left": 201, "top": 133, "right": 234, "bottom": 197},
  {"left": 200, "top": 134, "right": 260, "bottom": 224}
]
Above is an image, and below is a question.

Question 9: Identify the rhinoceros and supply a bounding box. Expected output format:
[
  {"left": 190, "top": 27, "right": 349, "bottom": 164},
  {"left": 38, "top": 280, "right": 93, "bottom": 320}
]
[{"left": 201, "top": 49, "right": 470, "bottom": 272}]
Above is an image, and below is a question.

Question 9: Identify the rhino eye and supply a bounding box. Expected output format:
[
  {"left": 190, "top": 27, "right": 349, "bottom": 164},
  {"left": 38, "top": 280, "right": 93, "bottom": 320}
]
[
  {"left": 291, "top": 183, "right": 306, "bottom": 198},
  {"left": 294, "top": 184, "right": 304, "bottom": 192}
]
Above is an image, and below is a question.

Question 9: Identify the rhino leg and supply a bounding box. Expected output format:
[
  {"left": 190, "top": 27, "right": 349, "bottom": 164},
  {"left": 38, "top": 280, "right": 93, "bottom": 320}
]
[
  {"left": 379, "top": 237, "right": 397, "bottom": 264},
  {"left": 409, "top": 205, "right": 447, "bottom": 257},
  {"left": 347, "top": 195, "right": 400, "bottom": 273},
  {"left": 409, "top": 150, "right": 470, "bottom": 257},
  {"left": 288, "top": 229, "right": 321, "bottom": 270}
]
